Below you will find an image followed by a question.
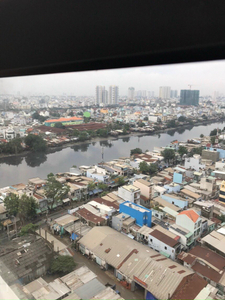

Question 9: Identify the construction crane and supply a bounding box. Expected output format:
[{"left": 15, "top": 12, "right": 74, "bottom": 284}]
[{"left": 188, "top": 84, "right": 193, "bottom": 90}]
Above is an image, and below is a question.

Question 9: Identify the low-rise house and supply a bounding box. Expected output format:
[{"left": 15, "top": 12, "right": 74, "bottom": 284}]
[
  {"left": 118, "top": 185, "right": 140, "bottom": 204},
  {"left": 201, "top": 226, "right": 225, "bottom": 257},
  {"left": 79, "top": 226, "right": 206, "bottom": 300},
  {"left": 169, "top": 224, "right": 194, "bottom": 250},
  {"left": 176, "top": 209, "right": 202, "bottom": 240},
  {"left": 202, "top": 149, "right": 220, "bottom": 162},
  {"left": 184, "top": 155, "right": 206, "bottom": 171},
  {"left": 119, "top": 201, "right": 152, "bottom": 227},
  {"left": 0, "top": 235, "right": 53, "bottom": 285},
  {"left": 86, "top": 166, "right": 109, "bottom": 183},
  {"left": 178, "top": 245, "right": 225, "bottom": 292},
  {"left": 28, "top": 177, "right": 46, "bottom": 189},
  {"left": 164, "top": 183, "right": 180, "bottom": 193},
  {"left": 74, "top": 207, "right": 106, "bottom": 227},
  {"left": 148, "top": 225, "right": 182, "bottom": 260},
  {"left": 180, "top": 188, "right": 201, "bottom": 201},
  {"left": 133, "top": 178, "right": 153, "bottom": 200},
  {"left": 161, "top": 193, "right": 190, "bottom": 209}
]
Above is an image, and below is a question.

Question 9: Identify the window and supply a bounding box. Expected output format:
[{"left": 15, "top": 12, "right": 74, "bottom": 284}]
[
  {"left": 150, "top": 239, "right": 152, "bottom": 242},
  {"left": 164, "top": 246, "right": 167, "bottom": 250}
]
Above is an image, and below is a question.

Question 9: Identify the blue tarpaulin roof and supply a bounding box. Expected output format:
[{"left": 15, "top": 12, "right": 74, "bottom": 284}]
[{"left": 70, "top": 233, "right": 78, "bottom": 241}]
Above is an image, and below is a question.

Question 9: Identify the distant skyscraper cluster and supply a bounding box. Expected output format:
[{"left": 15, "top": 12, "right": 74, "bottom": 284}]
[
  {"left": 159, "top": 86, "right": 171, "bottom": 99},
  {"left": 180, "top": 89, "right": 199, "bottom": 106},
  {"left": 95, "top": 85, "right": 118, "bottom": 105}
]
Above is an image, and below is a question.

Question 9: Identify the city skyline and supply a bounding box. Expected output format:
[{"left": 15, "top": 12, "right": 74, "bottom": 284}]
[{"left": 1, "top": 60, "right": 225, "bottom": 96}]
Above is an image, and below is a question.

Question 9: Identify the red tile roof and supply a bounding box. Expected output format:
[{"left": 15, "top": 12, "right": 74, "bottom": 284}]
[
  {"left": 178, "top": 210, "right": 199, "bottom": 222},
  {"left": 75, "top": 208, "right": 105, "bottom": 225}
]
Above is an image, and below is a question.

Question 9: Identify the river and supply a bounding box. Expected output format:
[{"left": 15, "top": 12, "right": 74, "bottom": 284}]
[{"left": 0, "top": 122, "right": 224, "bottom": 188}]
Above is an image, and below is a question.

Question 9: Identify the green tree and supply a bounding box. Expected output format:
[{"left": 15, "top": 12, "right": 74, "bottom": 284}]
[
  {"left": 78, "top": 131, "right": 89, "bottom": 141},
  {"left": 54, "top": 122, "right": 65, "bottom": 129},
  {"left": 50, "top": 256, "right": 76, "bottom": 275},
  {"left": 139, "top": 161, "right": 150, "bottom": 174},
  {"left": 161, "top": 148, "right": 176, "bottom": 164},
  {"left": 97, "top": 183, "right": 108, "bottom": 191},
  {"left": 87, "top": 181, "right": 96, "bottom": 192},
  {"left": 4, "top": 194, "right": 19, "bottom": 216},
  {"left": 210, "top": 129, "right": 217, "bottom": 136},
  {"left": 117, "top": 176, "right": 125, "bottom": 186},
  {"left": 200, "top": 134, "right": 204, "bottom": 138},
  {"left": 149, "top": 163, "right": 158, "bottom": 175},
  {"left": 18, "top": 194, "right": 39, "bottom": 223},
  {"left": 211, "top": 136, "right": 216, "bottom": 145},
  {"left": 188, "top": 146, "right": 203, "bottom": 157},
  {"left": 178, "top": 146, "right": 188, "bottom": 157},
  {"left": 178, "top": 116, "right": 186, "bottom": 122},
  {"left": 138, "top": 122, "right": 145, "bottom": 127},
  {"left": 44, "top": 173, "right": 69, "bottom": 209},
  {"left": 97, "top": 128, "right": 108, "bottom": 137},
  {"left": 130, "top": 148, "right": 142, "bottom": 156},
  {"left": 167, "top": 119, "right": 176, "bottom": 128},
  {"left": 0, "top": 138, "right": 23, "bottom": 154},
  {"left": 20, "top": 223, "right": 38, "bottom": 236},
  {"left": 73, "top": 129, "right": 79, "bottom": 137},
  {"left": 143, "top": 117, "right": 148, "bottom": 121},
  {"left": 25, "top": 134, "right": 47, "bottom": 152},
  {"left": 84, "top": 117, "right": 90, "bottom": 123}
]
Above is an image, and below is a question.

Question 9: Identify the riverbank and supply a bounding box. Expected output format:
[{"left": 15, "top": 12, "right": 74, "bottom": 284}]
[{"left": 0, "top": 117, "right": 224, "bottom": 160}]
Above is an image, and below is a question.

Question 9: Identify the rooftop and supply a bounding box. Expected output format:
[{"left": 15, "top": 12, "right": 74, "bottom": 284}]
[
  {"left": 79, "top": 226, "right": 193, "bottom": 300},
  {"left": 178, "top": 209, "right": 200, "bottom": 222},
  {"left": 150, "top": 229, "right": 180, "bottom": 247}
]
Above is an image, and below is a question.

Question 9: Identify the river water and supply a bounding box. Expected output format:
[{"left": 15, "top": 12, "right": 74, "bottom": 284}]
[{"left": 0, "top": 122, "right": 224, "bottom": 188}]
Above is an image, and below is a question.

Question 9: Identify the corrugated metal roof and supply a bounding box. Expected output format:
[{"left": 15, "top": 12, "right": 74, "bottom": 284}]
[
  {"left": 74, "top": 278, "right": 105, "bottom": 299},
  {"left": 79, "top": 227, "right": 193, "bottom": 300}
]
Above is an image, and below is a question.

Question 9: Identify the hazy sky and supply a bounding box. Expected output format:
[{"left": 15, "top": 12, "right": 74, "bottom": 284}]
[{"left": 1, "top": 60, "right": 225, "bottom": 97}]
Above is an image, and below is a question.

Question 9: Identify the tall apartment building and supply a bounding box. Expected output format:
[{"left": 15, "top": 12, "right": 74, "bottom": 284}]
[
  {"left": 95, "top": 86, "right": 108, "bottom": 105},
  {"left": 219, "top": 181, "right": 225, "bottom": 204},
  {"left": 180, "top": 89, "right": 199, "bottom": 106},
  {"left": 170, "top": 90, "right": 178, "bottom": 98},
  {"left": 128, "top": 87, "right": 135, "bottom": 100},
  {"left": 159, "top": 86, "right": 171, "bottom": 99},
  {"left": 109, "top": 85, "right": 119, "bottom": 105}
]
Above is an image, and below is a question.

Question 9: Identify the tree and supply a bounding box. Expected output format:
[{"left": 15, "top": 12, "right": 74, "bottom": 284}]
[
  {"left": 68, "top": 111, "right": 74, "bottom": 117},
  {"left": 139, "top": 161, "right": 150, "bottom": 174},
  {"left": 20, "top": 223, "right": 38, "bottom": 236},
  {"left": 210, "top": 129, "right": 217, "bottom": 136},
  {"left": 130, "top": 148, "right": 142, "bottom": 156},
  {"left": 149, "top": 163, "right": 158, "bottom": 175},
  {"left": 25, "top": 134, "right": 47, "bottom": 152},
  {"left": 143, "top": 117, "right": 148, "bottom": 121},
  {"left": 117, "top": 176, "right": 125, "bottom": 186},
  {"left": 0, "top": 138, "right": 23, "bottom": 154},
  {"left": 4, "top": 194, "right": 19, "bottom": 216},
  {"left": 50, "top": 256, "right": 76, "bottom": 275},
  {"left": 178, "top": 146, "right": 188, "bottom": 157},
  {"left": 161, "top": 148, "right": 176, "bottom": 164},
  {"left": 78, "top": 131, "right": 89, "bottom": 141},
  {"left": 200, "top": 134, "right": 204, "bottom": 138},
  {"left": 87, "top": 181, "right": 96, "bottom": 192},
  {"left": 97, "top": 183, "right": 108, "bottom": 191},
  {"left": 18, "top": 194, "right": 39, "bottom": 223},
  {"left": 167, "top": 119, "right": 176, "bottom": 128},
  {"left": 73, "top": 129, "right": 79, "bottom": 137},
  {"left": 211, "top": 136, "right": 216, "bottom": 145},
  {"left": 44, "top": 173, "right": 69, "bottom": 209},
  {"left": 138, "top": 122, "right": 145, "bottom": 127},
  {"left": 54, "top": 122, "right": 65, "bottom": 129},
  {"left": 97, "top": 128, "right": 108, "bottom": 137},
  {"left": 178, "top": 116, "right": 186, "bottom": 122}
]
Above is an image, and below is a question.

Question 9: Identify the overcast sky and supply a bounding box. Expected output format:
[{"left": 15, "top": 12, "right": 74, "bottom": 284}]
[{"left": 1, "top": 60, "right": 225, "bottom": 97}]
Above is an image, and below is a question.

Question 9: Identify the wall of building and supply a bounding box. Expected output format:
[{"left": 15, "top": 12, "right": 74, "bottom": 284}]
[
  {"left": 209, "top": 148, "right": 225, "bottom": 159},
  {"left": 185, "top": 157, "right": 205, "bottom": 171},
  {"left": 173, "top": 173, "right": 183, "bottom": 184},
  {"left": 164, "top": 184, "right": 180, "bottom": 193},
  {"left": 161, "top": 194, "right": 188, "bottom": 209},
  {"left": 148, "top": 235, "right": 178, "bottom": 260},
  {"left": 119, "top": 202, "right": 152, "bottom": 227},
  {"left": 202, "top": 150, "right": 219, "bottom": 162},
  {"left": 133, "top": 181, "right": 151, "bottom": 199},
  {"left": 169, "top": 227, "right": 187, "bottom": 248}
]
